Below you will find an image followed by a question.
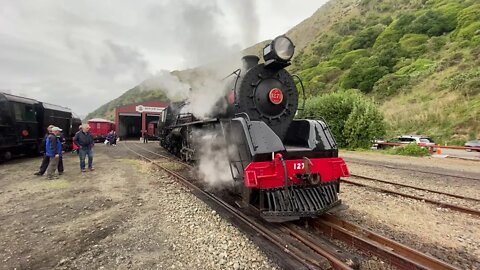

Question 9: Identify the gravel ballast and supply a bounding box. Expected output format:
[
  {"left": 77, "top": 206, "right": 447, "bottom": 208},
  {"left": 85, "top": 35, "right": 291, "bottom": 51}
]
[
  {"left": 0, "top": 144, "right": 279, "bottom": 270},
  {"left": 337, "top": 150, "right": 480, "bottom": 269}
]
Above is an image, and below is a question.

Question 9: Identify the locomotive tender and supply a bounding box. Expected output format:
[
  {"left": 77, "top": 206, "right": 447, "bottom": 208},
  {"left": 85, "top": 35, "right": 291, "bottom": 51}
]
[
  {"left": 159, "top": 36, "right": 350, "bottom": 222},
  {"left": 0, "top": 92, "right": 81, "bottom": 161}
]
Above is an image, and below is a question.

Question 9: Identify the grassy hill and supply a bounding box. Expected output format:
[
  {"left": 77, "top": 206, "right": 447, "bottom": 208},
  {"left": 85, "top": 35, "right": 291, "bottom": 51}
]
[
  {"left": 87, "top": 0, "right": 480, "bottom": 144},
  {"left": 291, "top": 0, "right": 479, "bottom": 143}
]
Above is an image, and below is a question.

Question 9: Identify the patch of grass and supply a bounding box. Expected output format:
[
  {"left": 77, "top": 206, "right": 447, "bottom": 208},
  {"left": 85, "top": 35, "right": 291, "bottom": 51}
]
[
  {"left": 384, "top": 144, "right": 431, "bottom": 157},
  {"left": 161, "top": 162, "right": 184, "bottom": 171},
  {"left": 42, "top": 179, "right": 71, "bottom": 190},
  {"left": 122, "top": 159, "right": 143, "bottom": 171}
]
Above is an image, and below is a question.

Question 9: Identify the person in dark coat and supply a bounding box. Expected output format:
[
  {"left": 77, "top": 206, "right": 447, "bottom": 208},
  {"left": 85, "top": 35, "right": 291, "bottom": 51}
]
[
  {"left": 105, "top": 131, "right": 113, "bottom": 146},
  {"left": 142, "top": 130, "right": 148, "bottom": 144},
  {"left": 74, "top": 124, "right": 95, "bottom": 172},
  {"left": 109, "top": 131, "right": 117, "bottom": 146},
  {"left": 45, "top": 127, "right": 63, "bottom": 180}
]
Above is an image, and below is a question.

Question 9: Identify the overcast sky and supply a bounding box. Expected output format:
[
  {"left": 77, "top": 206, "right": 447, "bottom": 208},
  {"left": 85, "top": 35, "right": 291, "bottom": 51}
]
[{"left": 0, "top": 0, "right": 327, "bottom": 116}]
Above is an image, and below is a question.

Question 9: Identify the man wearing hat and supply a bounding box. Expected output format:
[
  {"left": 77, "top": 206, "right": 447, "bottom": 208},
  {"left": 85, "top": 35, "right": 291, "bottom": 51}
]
[
  {"left": 74, "top": 124, "right": 95, "bottom": 172},
  {"left": 34, "top": 125, "right": 64, "bottom": 176},
  {"left": 45, "top": 126, "right": 63, "bottom": 180}
]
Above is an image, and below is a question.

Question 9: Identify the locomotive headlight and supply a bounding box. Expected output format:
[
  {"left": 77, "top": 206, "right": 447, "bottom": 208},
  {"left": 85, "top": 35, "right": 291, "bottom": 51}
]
[
  {"left": 263, "top": 35, "right": 295, "bottom": 69},
  {"left": 273, "top": 36, "right": 294, "bottom": 61}
]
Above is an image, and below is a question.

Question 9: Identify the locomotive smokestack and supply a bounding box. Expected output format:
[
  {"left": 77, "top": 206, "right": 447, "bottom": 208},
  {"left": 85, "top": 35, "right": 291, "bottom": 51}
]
[{"left": 242, "top": 55, "right": 260, "bottom": 71}]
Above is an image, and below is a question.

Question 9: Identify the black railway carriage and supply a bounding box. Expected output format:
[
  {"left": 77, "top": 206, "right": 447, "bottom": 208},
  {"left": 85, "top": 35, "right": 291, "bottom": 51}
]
[{"left": 0, "top": 92, "right": 81, "bottom": 161}]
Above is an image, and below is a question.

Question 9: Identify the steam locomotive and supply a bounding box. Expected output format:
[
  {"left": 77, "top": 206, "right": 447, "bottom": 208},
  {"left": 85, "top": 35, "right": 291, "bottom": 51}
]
[
  {"left": 0, "top": 92, "right": 81, "bottom": 162},
  {"left": 159, "top": 36, "right": 350, "bottom": 222}
]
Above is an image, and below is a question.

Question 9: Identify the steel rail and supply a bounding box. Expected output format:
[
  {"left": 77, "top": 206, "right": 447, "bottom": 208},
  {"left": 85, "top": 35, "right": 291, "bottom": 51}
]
[
  {"left": 344, "top": 159, "right": 480, "bottom": 181},
  {"left": 349, "top": 174, "right": 480, "bottom": 202},
  {"left": 281, "top": 225, "right": 354, "bottom": 270},
  {"left": 312, "top": 215, "right": 459, "bottom": 270},
  {"left": 342, "top": 179, "right": 480, "bottom": 217},
  {"left": 123, "top": 142, "right": 352, "bottom": 270}
]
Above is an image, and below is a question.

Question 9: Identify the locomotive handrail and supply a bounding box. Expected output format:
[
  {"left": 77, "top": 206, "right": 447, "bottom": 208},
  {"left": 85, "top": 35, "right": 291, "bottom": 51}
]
[
  {"left": 292, "top": 74, "right": 306, "bottom": 112},
  {"left": 234, "top": 112, "right": 251, "bottom": 123},
  {"left": 233, "top": 69, "right": 241, "bottom": 107},
  {"left": 317, "top": 117, "right": 338, "bottom": 149},
  {"left": 222, "top": 69, "right": 241, "bottom": 107}
]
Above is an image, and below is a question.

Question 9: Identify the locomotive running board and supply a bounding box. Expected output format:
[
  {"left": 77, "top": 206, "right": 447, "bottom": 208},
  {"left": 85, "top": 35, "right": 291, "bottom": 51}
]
[{"left": 260, "top": 184, "right": 340, "bottom": 222}]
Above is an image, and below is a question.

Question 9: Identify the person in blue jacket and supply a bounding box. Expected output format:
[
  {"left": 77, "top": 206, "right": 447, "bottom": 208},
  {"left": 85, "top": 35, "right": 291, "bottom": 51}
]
[{"left": 45, "top": 127, "right": 63, "bottom": 180}]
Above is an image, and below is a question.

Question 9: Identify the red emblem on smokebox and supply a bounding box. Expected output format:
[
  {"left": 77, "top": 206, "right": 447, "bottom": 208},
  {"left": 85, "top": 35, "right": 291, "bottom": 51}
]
[{"left": 269, "top": 88, "right": 283, "bottom": 105}]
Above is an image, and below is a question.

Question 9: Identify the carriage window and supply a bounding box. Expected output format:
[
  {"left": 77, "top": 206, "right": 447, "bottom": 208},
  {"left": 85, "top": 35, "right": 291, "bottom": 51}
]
[
  {"left": 97, "top": 123, "right": 101, "bottom": 129},
  {"left": 0, "top": 99, "right": 9, "bottom": 125},
  {"left": 13, "top": 102, "right": 36, "bottom": 122}
]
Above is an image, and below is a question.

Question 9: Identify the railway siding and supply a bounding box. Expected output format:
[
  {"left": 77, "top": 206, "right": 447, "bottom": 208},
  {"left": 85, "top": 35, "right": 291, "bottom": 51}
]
[{"left": 338, "top": 151, "right": 480, "bottom": 269}]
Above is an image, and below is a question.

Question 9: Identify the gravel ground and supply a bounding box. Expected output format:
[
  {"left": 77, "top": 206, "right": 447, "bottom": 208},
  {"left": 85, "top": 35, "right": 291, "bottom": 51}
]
[
  {"left": 0, "top": 143, "right": 278, "bottom": 270},
  {"left": 337, "top": 150, "right": 480, "bottom": 269}
]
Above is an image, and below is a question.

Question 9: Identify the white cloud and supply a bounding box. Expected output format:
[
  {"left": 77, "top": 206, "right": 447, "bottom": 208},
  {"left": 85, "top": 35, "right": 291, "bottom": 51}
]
[{"left": 0, "top": 0, "right": 326, "bottom": 116}]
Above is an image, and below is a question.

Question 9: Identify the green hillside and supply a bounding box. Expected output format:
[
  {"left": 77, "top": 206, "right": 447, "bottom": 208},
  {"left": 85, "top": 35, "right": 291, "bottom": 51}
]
[
  {"left": 292, "top": 0, "right": 479, "bottom": 143},
  {"left": 87, "top": 0, "right": 480, "bottom": 143},
  {"left": 84, "top": 85, "right": 168, "bottom": 121}
]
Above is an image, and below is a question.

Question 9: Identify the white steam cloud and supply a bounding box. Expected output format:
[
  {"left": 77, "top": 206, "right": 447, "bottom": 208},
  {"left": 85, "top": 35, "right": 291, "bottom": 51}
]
[
  {"left": 139, "top": 0, "right": 259, "bottom": 118},
  {"left": 142, "top": 0, "right": 259, "bottom": 187},
  {"left": 195, "top": 131, "right": 235, "bottom": 189}
]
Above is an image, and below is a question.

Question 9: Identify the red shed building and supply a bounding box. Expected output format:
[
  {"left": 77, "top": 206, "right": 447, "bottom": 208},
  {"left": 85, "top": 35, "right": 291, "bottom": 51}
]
[{"left": 115, "top": 101, "right": 168, "bottom": 139}]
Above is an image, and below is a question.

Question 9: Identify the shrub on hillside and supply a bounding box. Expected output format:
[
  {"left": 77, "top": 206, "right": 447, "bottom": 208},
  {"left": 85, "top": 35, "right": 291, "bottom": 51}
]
[
  {"left": 340, "top": 57, "right": 389, "bottom": 93},
  {"left": 385, "top": 144, "right": 431, "bottom": 157},
  {"left": 399, "top": 34, "right": 429, "bottom": 57},
  {"left": 372, "top": 73, "right": 410, "bottom": 97},
  {"left": 408, "top": 10, "right": 457, "bottom": 36},
  {"left": 299, "top": 90, "right": 386, "bottom": 149}
]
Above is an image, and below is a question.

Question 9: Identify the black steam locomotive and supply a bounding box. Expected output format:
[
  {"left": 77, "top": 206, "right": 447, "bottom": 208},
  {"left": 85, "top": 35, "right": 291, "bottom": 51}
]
[
  {"left": 0, "top": 92, "right": 82, "bottom": 161},
  {"left": 159, "top": 36, "right": 350, "bottom": 222}
]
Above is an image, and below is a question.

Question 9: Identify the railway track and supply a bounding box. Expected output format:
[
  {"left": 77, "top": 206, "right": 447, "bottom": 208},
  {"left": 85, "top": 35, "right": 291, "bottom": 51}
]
[
  {"left": 345, "top": 159, "right": 480, "bottom": 181},
  {"left": 123, "top": 142, "right": 355, "bottom": 270},
  {"left": 125, "top": 142, "right": 462, "bottom": 270},
  {"left": 349, "top": 174, "right": 480, "bottom": 203},
  {"left": 312, "top": 215, "right": 458, "bottom": 270},
  {"left": 343, "top": 177, "right": 480, "bottom": 217}
]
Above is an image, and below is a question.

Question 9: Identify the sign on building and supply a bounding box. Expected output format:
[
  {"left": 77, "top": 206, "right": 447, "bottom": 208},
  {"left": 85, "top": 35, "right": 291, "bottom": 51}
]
[{"left": 135, "top": 105, "right": 164, "bottom": 113}]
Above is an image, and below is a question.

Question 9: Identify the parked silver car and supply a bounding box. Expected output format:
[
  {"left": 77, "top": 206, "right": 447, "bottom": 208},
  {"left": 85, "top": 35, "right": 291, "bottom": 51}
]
[
  {"left": 465, "top": 139, "right": 480, "bottom": 152},
  {"left": 383, "top": 135, "right": 437, "bottom": 151}
]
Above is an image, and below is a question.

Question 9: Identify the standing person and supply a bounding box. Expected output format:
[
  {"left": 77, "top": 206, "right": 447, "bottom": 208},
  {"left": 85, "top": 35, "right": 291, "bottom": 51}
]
[
  {"left": 105, "top": 131, "right": 113, "bottom": 146},
  {"left": 142, "top": 130, "right": 148, "bottom": 144},
  {"left": 57, "top": 131, "right": 65, "bottom": 175},
  {"left": 34, "top": 125, "right": 54, "bottom": 176},
  {"left": 74, "top": 124, "right": 95, "bottom": 172},
  {"left": 45, "top": 127, "right": 63, "bottom": 180},
  {"left": 110, "top": 131, "right": 117, "bottom": 146},
  {"left": 72, "top": 124, "right": 82, "bottom": 154}
]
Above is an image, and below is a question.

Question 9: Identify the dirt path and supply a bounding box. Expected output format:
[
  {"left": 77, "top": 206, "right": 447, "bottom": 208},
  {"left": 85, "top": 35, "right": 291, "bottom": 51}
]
[{"left": 0, "top": 144, "right": 277, "bottom": 270}]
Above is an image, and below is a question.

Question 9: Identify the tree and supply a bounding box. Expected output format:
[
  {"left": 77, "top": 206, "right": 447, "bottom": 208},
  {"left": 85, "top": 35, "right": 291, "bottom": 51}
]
[
  {"left": 408, "top": 10, "right": 456, "bottom": 36},
  {"left": 299, "top": 90, "right": 386, "bottom": 148},
  {"left": 350, "top": 24, "right": 386, "bottom": 50},
  {"left": 341, "top": 57, "right": 389, "bottom": 93}
]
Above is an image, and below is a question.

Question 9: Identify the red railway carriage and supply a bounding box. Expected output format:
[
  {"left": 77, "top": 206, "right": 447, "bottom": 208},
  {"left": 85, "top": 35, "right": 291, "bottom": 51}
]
[
  {"left": 87, "top": 118, "right": 115, "bottom": 142},
  {"left": 147, "top": 121, "right": 158, "bottom": 139}
]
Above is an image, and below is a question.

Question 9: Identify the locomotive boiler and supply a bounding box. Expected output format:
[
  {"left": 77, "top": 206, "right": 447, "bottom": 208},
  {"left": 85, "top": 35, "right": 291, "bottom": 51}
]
[{"left": 159, "top": 36, "right": 350, "bottom": 222}]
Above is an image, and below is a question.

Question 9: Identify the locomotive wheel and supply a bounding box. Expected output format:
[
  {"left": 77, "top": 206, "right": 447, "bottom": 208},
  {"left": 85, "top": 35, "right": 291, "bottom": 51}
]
[{"left": 1, "top": 151, "right": 12, "bottom": 162}]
